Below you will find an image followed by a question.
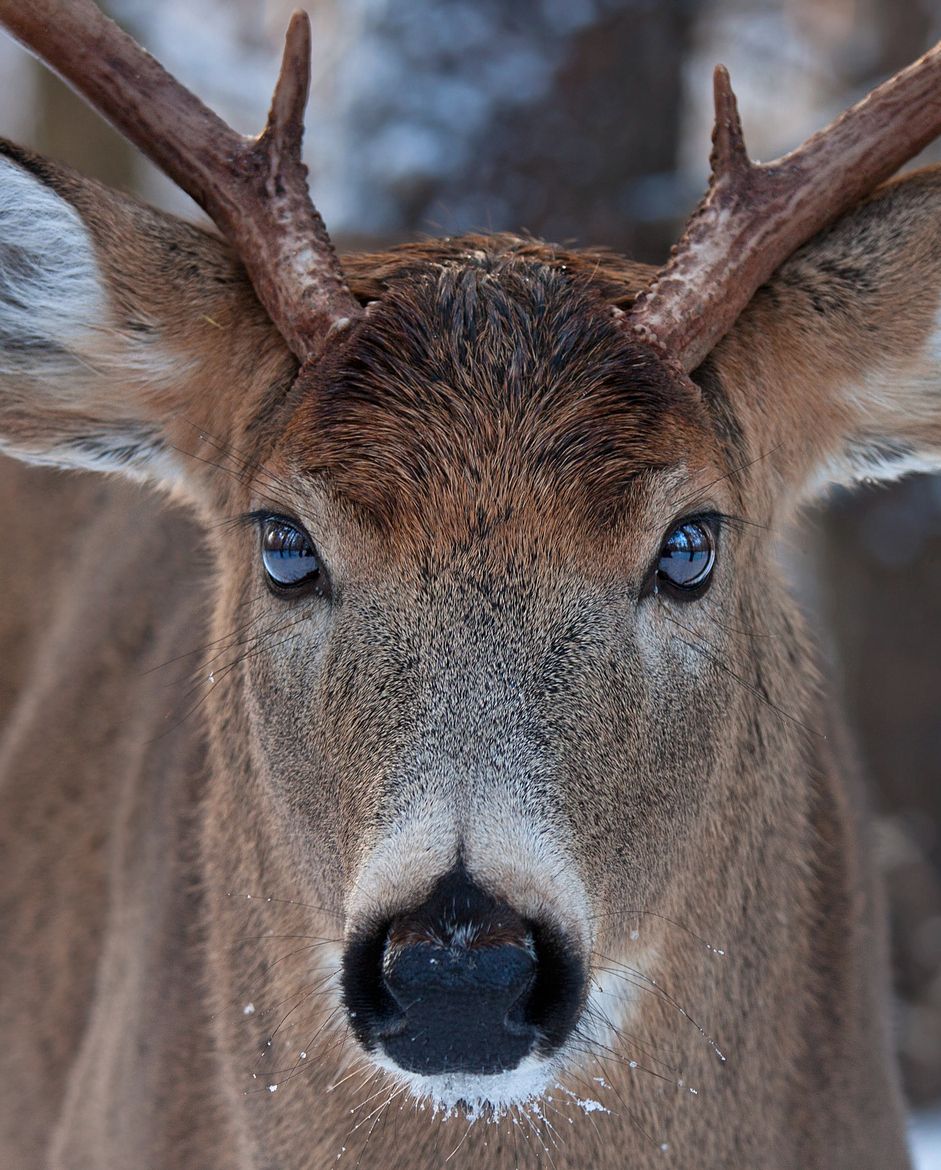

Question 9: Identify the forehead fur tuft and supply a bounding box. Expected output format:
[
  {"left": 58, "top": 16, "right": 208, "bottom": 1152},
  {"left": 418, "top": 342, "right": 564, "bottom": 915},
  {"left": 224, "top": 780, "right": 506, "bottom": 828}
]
[{"left": 284, "top": 236, "right": 708, "bottom": 530}]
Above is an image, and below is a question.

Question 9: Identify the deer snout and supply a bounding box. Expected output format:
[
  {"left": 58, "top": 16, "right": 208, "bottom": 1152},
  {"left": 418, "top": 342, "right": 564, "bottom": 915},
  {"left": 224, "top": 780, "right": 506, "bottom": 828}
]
[{"left": 342, "top": 866, "right": 585, "bottom": 1078}]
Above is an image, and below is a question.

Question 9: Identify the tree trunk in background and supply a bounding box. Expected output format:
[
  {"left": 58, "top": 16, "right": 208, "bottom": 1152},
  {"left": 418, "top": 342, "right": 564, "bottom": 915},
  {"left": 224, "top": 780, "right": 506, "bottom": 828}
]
[
  {"left": 810, "top": 0, "right": 941, "bottom": 1108},
  {"left": 15, "top": 0, "right": 137, "bottom": 193},
  {"left": 305, "top": 0, "right": 693, "bottom": 261},
  {"left": 33, "top": 66, "right": 137, "bottom": 191}
]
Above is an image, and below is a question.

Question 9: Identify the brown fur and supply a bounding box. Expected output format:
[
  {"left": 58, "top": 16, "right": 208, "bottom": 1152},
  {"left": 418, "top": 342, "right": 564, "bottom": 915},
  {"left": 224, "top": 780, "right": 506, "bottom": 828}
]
[
  {"left": 2, "top": 143, "right": 935, "bottom": 1169},
  {"left": 291, "top": 245, "right": 705, "bottom": 534}
]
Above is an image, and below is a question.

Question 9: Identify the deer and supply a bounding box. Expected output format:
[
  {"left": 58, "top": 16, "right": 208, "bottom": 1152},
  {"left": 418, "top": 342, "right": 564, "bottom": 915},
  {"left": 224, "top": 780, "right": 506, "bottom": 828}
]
[{"left": 2, "top": 0, "right": 941, "bottom": 1166}]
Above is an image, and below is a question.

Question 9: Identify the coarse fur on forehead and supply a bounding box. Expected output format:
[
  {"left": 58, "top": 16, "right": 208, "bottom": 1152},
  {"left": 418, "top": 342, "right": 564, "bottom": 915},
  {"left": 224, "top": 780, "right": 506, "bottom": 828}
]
[{"left": 279, "top": 235, "right": 717, "bottom": 536}]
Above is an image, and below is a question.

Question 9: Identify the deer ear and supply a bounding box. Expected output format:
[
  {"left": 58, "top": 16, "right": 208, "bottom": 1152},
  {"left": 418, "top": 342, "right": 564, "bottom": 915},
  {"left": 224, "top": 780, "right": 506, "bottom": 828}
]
[
  {"left": 711, "top": 167, "right": 941, "bottom": 508},
  {"left": 0, "top": 143, "right": 294, "bottom": 493}
]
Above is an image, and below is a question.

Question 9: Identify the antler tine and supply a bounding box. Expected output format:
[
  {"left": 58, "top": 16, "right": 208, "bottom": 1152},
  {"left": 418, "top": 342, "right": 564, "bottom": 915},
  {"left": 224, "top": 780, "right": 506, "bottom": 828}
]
[
  {"left": 267, "top": 11, "right": 312, "bottom": 150},
  {"left": 710, "top": 66, "right": 750, "bottom": 182},
  {"left": 629, "top": 45, "right": 941, "bottom": 373},
  {"left": 0, "top": 0, "right": 362, "bottom": 360}
]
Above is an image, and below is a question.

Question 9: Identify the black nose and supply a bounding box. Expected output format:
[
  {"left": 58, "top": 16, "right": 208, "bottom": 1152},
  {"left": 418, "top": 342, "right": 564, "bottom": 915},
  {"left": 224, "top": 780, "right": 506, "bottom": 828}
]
[
  {"left": 382, "top": 906, "right": 536, "bottom": 1075},
  {"left": 342, "top": 866, "right": 584, "bottom": 1076}
]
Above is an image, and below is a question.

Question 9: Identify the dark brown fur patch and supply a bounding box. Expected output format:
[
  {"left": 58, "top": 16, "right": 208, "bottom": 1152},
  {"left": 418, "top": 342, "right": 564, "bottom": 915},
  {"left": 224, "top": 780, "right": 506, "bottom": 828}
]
[{"left": 283, "top": 236, "right": 708, "bottom": 532}]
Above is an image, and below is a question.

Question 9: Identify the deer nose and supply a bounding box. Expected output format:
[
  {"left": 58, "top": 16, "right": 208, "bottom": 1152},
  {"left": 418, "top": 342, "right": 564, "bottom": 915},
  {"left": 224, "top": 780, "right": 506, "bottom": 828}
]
[
  {"left": 382, "top": 931, "right": 536, "bottom": 1075},
  {"left": 342, "top": 866, "right": 584, "bottom": 1076}
]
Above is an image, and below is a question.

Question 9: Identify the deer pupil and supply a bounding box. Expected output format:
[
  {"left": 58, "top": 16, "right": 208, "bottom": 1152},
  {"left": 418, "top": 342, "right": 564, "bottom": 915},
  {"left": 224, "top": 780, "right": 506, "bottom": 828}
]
[
  {"left": 657, "top": 521, "right": 716, "bottom": 592},
  {"left": 261, "top": 519, "right": 321, "bottom": 590}
]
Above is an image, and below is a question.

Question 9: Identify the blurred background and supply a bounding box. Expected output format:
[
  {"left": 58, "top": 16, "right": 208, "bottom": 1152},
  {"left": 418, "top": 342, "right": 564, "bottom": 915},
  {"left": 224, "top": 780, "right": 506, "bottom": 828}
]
[{"left": 1, "top": 0, "right": 940, "bottom": 1155}]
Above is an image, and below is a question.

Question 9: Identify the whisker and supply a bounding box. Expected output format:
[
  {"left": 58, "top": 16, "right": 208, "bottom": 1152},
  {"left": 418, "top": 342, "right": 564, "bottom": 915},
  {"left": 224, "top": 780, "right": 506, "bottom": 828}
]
[
  {"left": 142, "top": 595, "right": 271, "bottom": 676},
  {"left": 233, "top": 932, "right": 340, "bottom": 945},
  {"left": 648, "top": 443, "right": 783, "bottom": 535},
  {"left": 703, "top": 611, "right": 778, "bottom": 641},
  {"left": 166, "top": 442, "right": 286, "bottom": 510},
  {"left": 589, "top": 905, "right": 726, "bottom": 956},
  {"left": 570, "top": 1030, "right": 684, "bottom": 1088},
  {"left": 272, "top": 1004, "right": 346, "bottom": 1085},
  {"left": 520, "top": 1107, "right": 557, "bottom": 1168},
  {"left": 349, "top": 1081, "right": 404, "bottom": 1169},
  {"left": 572, "top": 1056, "right": 666, "bottom": 1150},
  {"left": 255, "top": 967, "right": 337, "bottom": 1025},
  {"left": 552, "top": 1075, "right": 610, "bottom": 1150},
  {"left": 175, "top": 420, "right": 298, "bottom": 502},
  {"left": 670, "top": 625, "right": 823, "bottom": 740},
  {"left": 223, "top": 891, "right": 344, "bottom": 919},
  {"left": 156, "top": 611, "right": 314, "bottom": 739},
  {"left": 592, "top": 956, "right": 726, "bottom": 1062},
  {"left": 443, "top": 1113, "right": 476, "bottom": 1163},
  {"left": 581, "top": 997, "right": 679, "bottom": 1071},
  {"left": 328, "top": 1061, "right": 376, "bottom": 1095}
]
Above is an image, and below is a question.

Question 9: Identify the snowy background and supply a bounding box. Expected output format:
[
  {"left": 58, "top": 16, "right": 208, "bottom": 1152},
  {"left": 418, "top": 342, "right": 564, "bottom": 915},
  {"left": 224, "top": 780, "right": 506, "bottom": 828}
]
[{"left": 913, "top": 1112, "right": 941, "bottom": 1168}]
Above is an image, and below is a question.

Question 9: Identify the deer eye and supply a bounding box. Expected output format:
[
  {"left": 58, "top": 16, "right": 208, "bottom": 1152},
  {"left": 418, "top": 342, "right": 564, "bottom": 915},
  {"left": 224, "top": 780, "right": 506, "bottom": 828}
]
[
  {"left": 261, "top": 518, "right": 323, "bottom": 594},
  {"left": 655, "top": 519, "right": 716, "bottom": 597}
]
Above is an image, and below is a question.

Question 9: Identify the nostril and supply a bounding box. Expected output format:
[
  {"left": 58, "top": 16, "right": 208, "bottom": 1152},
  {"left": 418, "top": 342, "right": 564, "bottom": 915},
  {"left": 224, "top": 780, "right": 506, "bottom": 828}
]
[
  {"left": 524, "top": 919, "right": 585, "bottom": 1051},
  {"left": 341, "top": 921, "right": 398, "bottom": 1047}
]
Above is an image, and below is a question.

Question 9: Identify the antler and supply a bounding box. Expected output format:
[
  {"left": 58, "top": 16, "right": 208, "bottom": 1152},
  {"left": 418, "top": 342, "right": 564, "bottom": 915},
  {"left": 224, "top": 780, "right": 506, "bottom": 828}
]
[
  {"left": 0, "top": 0, "right": 362, "bottom": 360},
  {"left": 629, "top": 46, "right": 941, "bottom": 372}
]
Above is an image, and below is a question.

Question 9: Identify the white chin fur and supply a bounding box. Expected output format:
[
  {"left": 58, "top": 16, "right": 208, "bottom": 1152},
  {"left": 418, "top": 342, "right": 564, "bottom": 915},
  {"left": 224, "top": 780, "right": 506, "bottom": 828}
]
[
  {"left": 362, "top": 968, "right": 641, "bottom": 1119},
  {"left": 373, "top": 1052, "right": 556, "bottom": 1118}
]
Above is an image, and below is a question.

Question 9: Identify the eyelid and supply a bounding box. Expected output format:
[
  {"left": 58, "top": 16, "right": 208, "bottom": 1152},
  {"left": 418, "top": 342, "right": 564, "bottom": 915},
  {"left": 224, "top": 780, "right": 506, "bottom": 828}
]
[
  {"left": 239, "top": 508, "right": 304, "bottom": 530},
  {"left": 642, "top": 510, "right": 719, "bottom": 567}
]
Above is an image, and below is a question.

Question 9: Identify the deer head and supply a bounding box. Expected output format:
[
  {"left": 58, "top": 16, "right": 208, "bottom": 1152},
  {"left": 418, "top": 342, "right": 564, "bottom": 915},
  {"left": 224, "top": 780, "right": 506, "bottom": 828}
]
[{"left": 1, "top": 0, "right": 940, "bottom": 1160}]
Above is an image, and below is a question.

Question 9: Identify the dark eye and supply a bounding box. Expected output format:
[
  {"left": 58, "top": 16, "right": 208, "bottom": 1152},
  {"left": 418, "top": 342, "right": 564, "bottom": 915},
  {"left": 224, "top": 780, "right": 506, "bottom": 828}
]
[
  {"left": 261, "top": 518, "right": 323, "bottom": 594},
  {"left": 655, "top": 519, "right": 716, "bottom": 597}
]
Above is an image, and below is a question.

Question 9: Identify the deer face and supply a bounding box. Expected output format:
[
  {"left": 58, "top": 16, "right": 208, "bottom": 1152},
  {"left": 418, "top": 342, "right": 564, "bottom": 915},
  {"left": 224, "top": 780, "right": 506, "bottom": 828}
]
[
  {"left": 6, "top": 9, "right": 941, "bottom": 1143},
  {"left": 202, "top": 248, "right": 757, "bottom": 1110}
]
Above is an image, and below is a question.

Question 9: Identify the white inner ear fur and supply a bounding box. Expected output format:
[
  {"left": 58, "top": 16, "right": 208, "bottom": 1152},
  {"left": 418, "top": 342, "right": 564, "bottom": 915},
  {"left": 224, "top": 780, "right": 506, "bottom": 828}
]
[
  {"left": 0, "top": 155, "right": 107, "bottom": 381},
  {"left": 803, "top": 355, "right": 941, "bottom": 501},
  {"left": 0, "top": 157, "right": 188, "bottom": 481}
]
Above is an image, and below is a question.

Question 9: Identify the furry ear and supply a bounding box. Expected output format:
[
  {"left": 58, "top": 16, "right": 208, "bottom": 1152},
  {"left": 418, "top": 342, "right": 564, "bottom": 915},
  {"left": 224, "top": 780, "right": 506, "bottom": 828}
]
[
  {"left": 711, "top": 167, "right": 941, "bottom": 512},
  {"left": 0, "top": 142, "right": 295, "bottom": 494}
]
